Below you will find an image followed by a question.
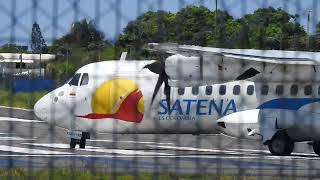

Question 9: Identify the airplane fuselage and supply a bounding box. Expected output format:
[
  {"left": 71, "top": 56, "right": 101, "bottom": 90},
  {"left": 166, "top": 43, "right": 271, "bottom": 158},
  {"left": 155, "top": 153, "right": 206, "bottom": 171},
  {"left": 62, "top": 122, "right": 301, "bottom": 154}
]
[{"left": 34, "top": 61, "right": 320, "bottom": 139}]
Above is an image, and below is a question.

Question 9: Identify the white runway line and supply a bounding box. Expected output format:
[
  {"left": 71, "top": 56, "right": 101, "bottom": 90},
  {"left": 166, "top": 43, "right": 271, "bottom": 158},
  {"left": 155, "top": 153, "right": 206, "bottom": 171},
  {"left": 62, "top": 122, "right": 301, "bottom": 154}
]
[
  {"left": 146, "top": 145, "right": 239, "bottom": 154},
  {"left": 0, "top": 154, "right": 315, "bottom": 161},
  {"left": 0, "top": 137, "right": 36, "bottom": 141},
  {"left": 0, "top": 145, "right": 73, "bottom": 155},
  {"left": 22, "top": 143, "right": 173, "bottom": 156},
  {"left": 0, "top": 143, "right": 317, "bottom": 160},
  {"left": 231, "top": 148, "right": 316, "bottom": 156},
  {"left": 0, "top": 117, "right": 44, "bottom": 123},
  {"left": 0, "top": 154, "right": 268, "bottom": 159},
  {"left": 88, "top": 139, "right": 174, "bottom": 145},
  {"left": 230, "top": 148, "right": 271, "bottom": 154}
]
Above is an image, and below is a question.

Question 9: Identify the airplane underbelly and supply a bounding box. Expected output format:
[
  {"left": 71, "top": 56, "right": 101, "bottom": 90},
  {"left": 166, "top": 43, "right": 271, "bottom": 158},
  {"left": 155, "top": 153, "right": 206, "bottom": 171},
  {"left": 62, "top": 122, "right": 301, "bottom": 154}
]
[{"left": 73, "top": 115, "right": 220, "bottom": 134}]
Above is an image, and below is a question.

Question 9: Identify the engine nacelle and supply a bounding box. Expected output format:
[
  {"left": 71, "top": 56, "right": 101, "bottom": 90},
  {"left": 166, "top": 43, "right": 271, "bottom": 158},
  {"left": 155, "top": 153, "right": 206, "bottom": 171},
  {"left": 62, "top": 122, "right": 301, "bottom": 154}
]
[
  {"left": 216, "top": 109, "right": 265, "bottom": 141},
  {"left": 217, "top": 109, "right": 320, "bottom": 143},
  {"left": 165, "top": 54, "right": 234, "bottom": 83}
]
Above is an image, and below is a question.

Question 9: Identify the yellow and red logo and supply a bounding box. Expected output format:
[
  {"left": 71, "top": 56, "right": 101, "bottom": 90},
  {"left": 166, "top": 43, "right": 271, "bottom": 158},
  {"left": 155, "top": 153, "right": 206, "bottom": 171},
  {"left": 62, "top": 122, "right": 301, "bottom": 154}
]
[{"left": 77, "top": 78, "right": 144, "bottom": 123}]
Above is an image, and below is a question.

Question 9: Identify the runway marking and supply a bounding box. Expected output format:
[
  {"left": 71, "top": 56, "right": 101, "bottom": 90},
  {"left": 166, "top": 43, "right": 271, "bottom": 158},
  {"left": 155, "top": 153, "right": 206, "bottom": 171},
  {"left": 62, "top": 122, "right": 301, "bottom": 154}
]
[
  {"left": 0, "top": 117, "right": 43, "bottom": 123},
  {"left": 87, "top": 139, "right": 174, "bottom": 145},
  {"left": 0, "top": 145, "right": 73, "bottom": 155},
  {"left": 22, "top": 143, "right": 172, "bottom": 156},
  {"left": 231, "top": 148, "right": 316, "bottom": 156},
  {"left": 0, "top": 106, "right": 33, "bottom": 112},
  {"left": 0, "top": 137, "right": 36, "bottom": 141},
  {"left": 146, "top": 145, "right": 239, "bottom": 154},
  {"left": 0, "top": 154, "right": 264, "bottom": 158},
  {"left": 0, "top": 154, "right": 315, "bottom": 161}
]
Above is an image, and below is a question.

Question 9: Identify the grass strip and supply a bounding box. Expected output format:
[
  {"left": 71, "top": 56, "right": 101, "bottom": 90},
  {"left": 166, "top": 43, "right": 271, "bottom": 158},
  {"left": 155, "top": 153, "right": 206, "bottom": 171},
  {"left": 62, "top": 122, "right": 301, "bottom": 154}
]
[
  {"left": 0, "top": 90, "right": 48, "bottom": 109},
  {"left": 0, "top": 168, "right": 298, "bottom": 180}
]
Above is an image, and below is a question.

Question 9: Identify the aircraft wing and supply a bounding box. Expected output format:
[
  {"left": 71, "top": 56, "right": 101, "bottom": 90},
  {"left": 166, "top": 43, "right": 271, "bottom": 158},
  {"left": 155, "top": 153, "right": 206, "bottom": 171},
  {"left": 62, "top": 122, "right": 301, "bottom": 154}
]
[
  {"left": 147, "top": 43, "right": 320, "bottom": 65},
  {"left": 147, "top": 43, "right": 320, "bottom": 85}
]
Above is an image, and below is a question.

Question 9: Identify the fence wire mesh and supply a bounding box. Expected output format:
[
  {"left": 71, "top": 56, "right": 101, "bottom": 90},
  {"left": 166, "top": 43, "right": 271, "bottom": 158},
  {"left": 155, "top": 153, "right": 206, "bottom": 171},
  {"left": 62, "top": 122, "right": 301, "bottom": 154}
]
[{"left": 0, "top": 0, "right": 320, "bottom": 179}]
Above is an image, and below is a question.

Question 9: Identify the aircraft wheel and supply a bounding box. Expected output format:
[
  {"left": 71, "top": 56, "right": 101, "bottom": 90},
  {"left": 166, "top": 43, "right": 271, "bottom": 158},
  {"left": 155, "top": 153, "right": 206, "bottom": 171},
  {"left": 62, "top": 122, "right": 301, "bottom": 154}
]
[
  {"left": 313, "top": 142, "right": 320, "bottom": 156},
  {"left": 70, "top": 138, "right": 77, "bottom": 149},
  {"left": 79, "top": 138, "right": 86, "bottom": 149},
  {"left": 268, "top": 132, "right": 294, "bottom": 156}
]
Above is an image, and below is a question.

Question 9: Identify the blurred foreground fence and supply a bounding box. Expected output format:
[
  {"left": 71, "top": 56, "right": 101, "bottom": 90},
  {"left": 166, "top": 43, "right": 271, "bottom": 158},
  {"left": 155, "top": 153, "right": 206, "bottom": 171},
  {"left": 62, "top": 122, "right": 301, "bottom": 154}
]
[{"left": 0, "top": 0, "right": 320, "bottom": 180}]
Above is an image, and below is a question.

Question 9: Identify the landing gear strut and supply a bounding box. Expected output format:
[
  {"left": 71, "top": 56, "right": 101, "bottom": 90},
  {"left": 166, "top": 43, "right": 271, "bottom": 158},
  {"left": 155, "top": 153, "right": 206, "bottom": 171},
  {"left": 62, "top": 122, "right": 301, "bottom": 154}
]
[
  {"left": 79, "top": 137, "right": 87, "bottom": 149},
  {"left": 313, "top": 141, "right": 320, "bottom": 156},
  {"left": 267, "top": 131, "right": 294, "bottom": 156},
  {"left": 70, "top": 138, "right": 77, "bottom": 149},
  {"left": 67, "top": 130, "right": 90, "bottom": 149}
]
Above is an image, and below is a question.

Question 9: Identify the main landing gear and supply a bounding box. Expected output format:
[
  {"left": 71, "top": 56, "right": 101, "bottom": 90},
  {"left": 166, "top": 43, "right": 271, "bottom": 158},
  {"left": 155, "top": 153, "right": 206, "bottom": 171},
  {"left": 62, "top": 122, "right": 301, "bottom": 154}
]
[
  {"left": 312, "top": 141, "right": 320, "bottom": 156},
  {"left": 67, "top": 130, "right": 90, "bottom": 149},
  {"left": 267, "top": 131, "right": 294, "bottom": 156}
]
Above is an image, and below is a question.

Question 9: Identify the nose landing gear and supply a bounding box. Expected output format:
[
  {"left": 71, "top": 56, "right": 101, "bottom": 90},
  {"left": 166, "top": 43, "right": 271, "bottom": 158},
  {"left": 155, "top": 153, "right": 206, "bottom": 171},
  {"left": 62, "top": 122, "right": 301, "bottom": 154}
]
[{"left": 67, "top": 130, "right": 90, "bottom": 149}]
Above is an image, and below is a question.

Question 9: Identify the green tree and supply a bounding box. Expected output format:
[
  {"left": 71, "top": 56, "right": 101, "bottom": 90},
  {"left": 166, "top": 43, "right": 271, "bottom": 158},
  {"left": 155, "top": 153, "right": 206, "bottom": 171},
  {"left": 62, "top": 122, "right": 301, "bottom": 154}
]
[
  {"left": 173, "top": 6, "right": 212, "bottom": 45},
  {"left": 53, "top": 19, "right": 105, "bottom": 48},
  {"left": 118, "top": 11, "right": 175, "bottom": 47},
  {"left": 0, "top": 44, "right": 28, "bottom": 53},
  {"left": 31, "top": 22, "right": 48, "bottom": 53},
  {"left": 117, "top": 6, "right": 235, "bottom": 48},
  {"left": 60, "top": 19, "right": 104, "bottom": 47},
  {"left": 236, "top": 22, "right": 250, "bottom": 48},
  {"left": 238, "top": 7, "right": 306, "bottom": 50},
  {"left": 116, "top": 6, "right": 308, "bottom": 51},
  {"left": 317, "top": 22, "right": 320, "bottom": 33}
]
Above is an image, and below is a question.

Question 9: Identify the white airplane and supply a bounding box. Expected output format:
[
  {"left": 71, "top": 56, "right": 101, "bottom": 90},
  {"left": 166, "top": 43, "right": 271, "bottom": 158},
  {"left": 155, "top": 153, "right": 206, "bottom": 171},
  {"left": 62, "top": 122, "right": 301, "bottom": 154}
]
[{"left": 34, "top": 43, "right": 320, "bottom": 156}]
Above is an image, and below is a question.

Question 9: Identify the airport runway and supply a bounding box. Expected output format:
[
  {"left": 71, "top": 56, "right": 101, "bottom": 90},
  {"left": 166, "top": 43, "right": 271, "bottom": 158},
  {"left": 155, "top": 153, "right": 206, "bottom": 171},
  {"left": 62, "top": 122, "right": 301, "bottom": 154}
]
[{"left": 0, "top": 107, "right": 320, "bottom": 178}]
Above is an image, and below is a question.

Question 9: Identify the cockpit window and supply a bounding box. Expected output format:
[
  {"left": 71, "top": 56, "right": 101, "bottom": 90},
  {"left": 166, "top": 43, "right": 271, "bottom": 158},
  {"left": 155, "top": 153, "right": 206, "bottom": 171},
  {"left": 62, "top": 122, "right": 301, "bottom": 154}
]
[
  {"left": 80, "top": 73, "right": 89, "bottom": 86},
  {"left": 68, "top": 73, "right": 81, "bottom": 86}
]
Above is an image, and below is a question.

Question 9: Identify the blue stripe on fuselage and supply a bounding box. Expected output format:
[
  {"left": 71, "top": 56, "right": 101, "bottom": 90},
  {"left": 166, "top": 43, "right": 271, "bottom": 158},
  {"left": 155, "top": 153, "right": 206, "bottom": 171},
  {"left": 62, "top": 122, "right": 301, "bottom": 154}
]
[{"left": 257, "top": 98, "right": 320, "bottom": 110}]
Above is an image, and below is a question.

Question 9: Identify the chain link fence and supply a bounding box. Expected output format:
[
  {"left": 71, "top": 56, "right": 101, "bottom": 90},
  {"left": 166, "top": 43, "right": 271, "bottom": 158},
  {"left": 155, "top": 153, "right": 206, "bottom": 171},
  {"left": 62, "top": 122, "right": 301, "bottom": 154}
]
[{"left": 0, "top": 0, "right": 320, "bottom": 179}]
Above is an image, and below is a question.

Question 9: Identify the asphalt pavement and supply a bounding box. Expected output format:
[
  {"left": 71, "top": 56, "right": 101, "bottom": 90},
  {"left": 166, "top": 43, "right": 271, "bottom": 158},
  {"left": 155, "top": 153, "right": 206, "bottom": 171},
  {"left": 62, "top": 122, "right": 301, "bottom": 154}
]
[{"left": 0, "top": 107, "right": 319, "bottom": 178}]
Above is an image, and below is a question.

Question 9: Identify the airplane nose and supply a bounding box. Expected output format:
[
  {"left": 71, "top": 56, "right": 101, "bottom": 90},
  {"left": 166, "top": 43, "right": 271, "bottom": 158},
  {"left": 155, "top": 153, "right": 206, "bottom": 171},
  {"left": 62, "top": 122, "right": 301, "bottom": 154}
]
[{"left": 34, "top": 95, "right": 50, "bottom": 122}]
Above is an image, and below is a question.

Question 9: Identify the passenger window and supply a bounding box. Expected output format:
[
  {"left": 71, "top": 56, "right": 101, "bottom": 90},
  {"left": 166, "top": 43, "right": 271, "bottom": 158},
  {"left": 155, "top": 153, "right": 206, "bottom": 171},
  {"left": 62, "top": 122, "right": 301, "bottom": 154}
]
[
  {"left": 80, "top": 73, "right": 89, "bottom": 86},
  {"left": 276, "top": 85, "right": 284, "bottom": 95},
  {"left": 233, "top": 85, "right": 240, "bottom": 95},
  {"left": 219, "top": 85, "right": 226, "bottom": 95},
  {"left": 68, "top": 73, "right": 81, "bottom": 86},
  {"left": 261, "top": 85, "right": 269, "bottom": 95},
  {"left": 192, "top": 87, "right": 199, "bottom": 95},
  {"left": 205, "top": 86, "right": 212, "bottom": 95},
  {"left": 290, "top": 85, "right": 298, "bottom": 96},
  {"left": 247, "top": 85, "right": 254, "bottom": 95},
  {"left": 178, "top": 88, "right": 185, "bottom": 95},
  {"left": 304, "top": 85, "right": 312, "bottom": 95}
]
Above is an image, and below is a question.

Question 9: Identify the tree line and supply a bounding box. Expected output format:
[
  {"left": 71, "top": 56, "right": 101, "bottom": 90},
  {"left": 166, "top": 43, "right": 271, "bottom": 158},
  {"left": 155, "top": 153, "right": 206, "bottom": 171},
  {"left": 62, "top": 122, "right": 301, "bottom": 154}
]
[
  {"left": 2, "top": 6, "right": 320, "bottom": 55},
  {"left": 117, "top": 6, "right": 320, "bottom": 51}
]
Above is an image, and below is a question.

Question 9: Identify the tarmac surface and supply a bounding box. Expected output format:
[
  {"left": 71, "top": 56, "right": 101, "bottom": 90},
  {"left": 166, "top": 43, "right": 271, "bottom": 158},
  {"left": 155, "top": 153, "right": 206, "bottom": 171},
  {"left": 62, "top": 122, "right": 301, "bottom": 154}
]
[{"left": 0, "top": 107, "right": 320, "bottom": 178}]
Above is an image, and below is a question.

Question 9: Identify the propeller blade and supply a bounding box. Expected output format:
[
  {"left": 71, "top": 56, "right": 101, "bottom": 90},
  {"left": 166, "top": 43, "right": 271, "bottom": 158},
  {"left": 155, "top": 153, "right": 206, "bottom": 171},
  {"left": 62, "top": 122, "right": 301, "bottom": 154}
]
[
  {"left": 150, "top": 72, "right": 165, "bottom": 105},
  {"left": 146, "top": 53, "right": 171, "bottom": 108},
  {"left": 163, "top": 73, "right": 171, "bottom": 109},
  {"left": 200, "top": 54, "right": 203, "bottom": 80},
  {"left": 143, "top": 61, "right": 164, "bottom": 74},
  {"left": 235, "top": 67, "right": 260, "bottom": 80}
]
